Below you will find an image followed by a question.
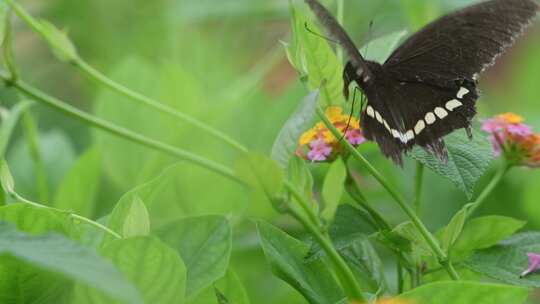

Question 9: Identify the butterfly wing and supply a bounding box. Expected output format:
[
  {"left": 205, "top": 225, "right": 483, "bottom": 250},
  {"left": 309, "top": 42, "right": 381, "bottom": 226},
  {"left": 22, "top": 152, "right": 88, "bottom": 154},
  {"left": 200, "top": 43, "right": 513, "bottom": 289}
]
[
  {"left": 384, "top": 0, "right": 539, "bottom": 85},
  {"left": 362, "top": 0, "right": 538, "bottom": 164},
  {"left": 361, "top": 72, "right": 478, "bottom": 164}
]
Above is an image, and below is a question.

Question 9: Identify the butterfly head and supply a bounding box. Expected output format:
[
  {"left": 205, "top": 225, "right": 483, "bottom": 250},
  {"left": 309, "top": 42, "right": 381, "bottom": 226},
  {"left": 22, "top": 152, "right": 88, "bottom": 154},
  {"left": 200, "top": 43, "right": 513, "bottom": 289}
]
[{"left": 342, "top": 60, "right": 380, "bottom": 100}]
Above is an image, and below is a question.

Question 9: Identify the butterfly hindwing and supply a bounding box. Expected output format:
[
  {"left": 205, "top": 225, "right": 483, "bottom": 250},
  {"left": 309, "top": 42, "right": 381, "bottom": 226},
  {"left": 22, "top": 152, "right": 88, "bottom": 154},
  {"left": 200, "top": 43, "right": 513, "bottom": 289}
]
[{"left": 361, "top": 69, "right": 478, "bottom": 164}]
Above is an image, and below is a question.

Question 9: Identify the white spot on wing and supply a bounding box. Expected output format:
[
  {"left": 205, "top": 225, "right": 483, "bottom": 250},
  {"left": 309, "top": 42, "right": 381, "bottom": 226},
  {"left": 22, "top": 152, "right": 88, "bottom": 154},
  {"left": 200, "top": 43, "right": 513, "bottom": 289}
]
[
  {"left": 391, "top": 129, "right": 400, "bottom": 139},
  {"left": 366, "top": 106, "right": 375, "bottom": 118},
  {"left": 425, "top": 112, "right": 436, "bottom": 125},
  {"left": 414, "top": 120, "right": 425, "bottom": 135},
  {"left": 445, "top": 99, "right": 462, "bottom": 111},
  {"left": 405, "top": 130, "right": 414, "bottom": 142},
  {"left": 457, "top": 87, "right": 469, "bottom": 99},
  {"left": 375, "top": 111, "right": 383, "bottom": 123},
  {"left": 383, "top": 120, "right": 391, "bottom": 132},
  {"left": 434, "top": 107, "right": 448, "bottom": 119}
]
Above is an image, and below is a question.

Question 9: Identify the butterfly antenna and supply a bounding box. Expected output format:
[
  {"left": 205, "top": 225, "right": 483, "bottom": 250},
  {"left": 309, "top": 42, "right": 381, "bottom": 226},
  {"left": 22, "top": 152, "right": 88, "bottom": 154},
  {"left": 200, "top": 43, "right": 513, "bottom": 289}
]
[
  {"left": 338, "top": 86, "right": 358, "bottom": 143},
  {"left": 364, "top": 20, "right": 374, "bottom": 58},
  {"left": 304, "top": 22, "right": 340, "bottom": 45}
]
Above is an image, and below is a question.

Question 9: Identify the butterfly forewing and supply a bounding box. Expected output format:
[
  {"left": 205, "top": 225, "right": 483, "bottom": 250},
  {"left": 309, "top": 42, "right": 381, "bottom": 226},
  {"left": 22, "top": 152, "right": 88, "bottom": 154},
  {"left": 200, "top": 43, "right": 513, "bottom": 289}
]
[{"left": 384, "top": 0, "right": 540, "bottom": 85}]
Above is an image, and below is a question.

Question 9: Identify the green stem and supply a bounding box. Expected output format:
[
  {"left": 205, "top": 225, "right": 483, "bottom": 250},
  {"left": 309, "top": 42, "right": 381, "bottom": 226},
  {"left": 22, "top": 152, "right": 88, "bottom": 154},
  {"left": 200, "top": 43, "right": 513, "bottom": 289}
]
[
  {"left": 10, "top": 192, "right": 121, "bottom": 239},
  {"left": 345, "top": 174, "right": 391, "bottom": 231},
  {"left": 397, "top": 261, "right": 404, "bottom": 294},
  {"left": 284, "top": 181, "right": 320, "bottom": 227},
  {"left": 287, "top": 199, "right": 365, "bottom": 301},
  {"left": 316, "top": 106, "right": 460, "bottom": 280},
  {"left": 467, "top": 162, "right": 511, "bottom": 219},
  {"left": 414, "top": 162, "right": 424, "bottom": 216},
  {"left": 21, "top": 112, "right": 49, "bottom": 202},
  {"left": 1, "top": 74, "right": 242, "bottom": 185},
  {"left": 7, "top": 0, "right": 248, "bottom": 155}
]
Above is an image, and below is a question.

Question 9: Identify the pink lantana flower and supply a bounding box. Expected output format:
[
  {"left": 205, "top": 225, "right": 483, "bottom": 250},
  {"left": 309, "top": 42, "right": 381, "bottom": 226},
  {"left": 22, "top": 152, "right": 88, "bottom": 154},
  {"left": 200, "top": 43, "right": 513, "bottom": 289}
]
[
  {"left": 520, "top": 252, "right": 540, "bottom": 278},
  {"left": 481, "top": 113, "right": 540, "bottom": 167},
  {"left": 296, "top": 106, "right": 366, "bottom": 162}
]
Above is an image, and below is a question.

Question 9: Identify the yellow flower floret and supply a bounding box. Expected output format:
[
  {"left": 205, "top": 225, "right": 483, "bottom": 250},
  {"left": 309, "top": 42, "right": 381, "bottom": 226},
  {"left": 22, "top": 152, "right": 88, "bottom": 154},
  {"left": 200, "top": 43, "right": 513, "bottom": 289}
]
[
  {"left": 325, "top": 106, "right": 346, "bottom": 123},
  {"left": 498, "top": 112, "right": 523, "bottom": 124},
  {"left": 299, "top": 128, "right": 317, "bottom": 146}
]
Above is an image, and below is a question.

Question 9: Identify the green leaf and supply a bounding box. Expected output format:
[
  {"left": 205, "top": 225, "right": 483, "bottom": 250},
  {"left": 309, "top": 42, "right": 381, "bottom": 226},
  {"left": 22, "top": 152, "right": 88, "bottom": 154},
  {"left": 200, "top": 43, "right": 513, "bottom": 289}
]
[
  {"left": 393, "top": 221, "right": 432, "bottom": 256},
  {"left": 397, "top": 281, "right": 528, "bottom": 304},
  {"left": 104, "top": 193, "right": 151, "bottom": 244},
  {"left": 0, "top": 159, "right": 14, "bottom": 195},
  {"left": 0, "top": 204, "right": 68, "bottom": 235},
  {"left": 465, "top": 232, "right": 540, "bottom": 287},
  {"left": 0, "top": 101, "right": 32, "bottom": 157},
  {"left": 214, "top": 269, "right": 250, "bottom": 304},
  {"left": 0, "top": 222, "right": 142, "bottom": 304},
  {"left": 157, "top": 216, "right": 232, "bottom": 299},
  {"left": 288, "top": 4, "right": 343, "bottom": 105},
  {"left": 271, "top": 91, "right": 319, "bottom": 166},
  {"left": 287, "top": 155, "right": 314, "bottom": 199},
  {"left": 235, "top": 152, "right": 284, "bottom": 202},
  {"left": 256, "top": 220, "right": 345, "bottom": 304},
  {"left": 440, "top": 203, "right": 474, "bottom": 253},
  {"left": 74, "top": 236, "right": 186, "bottom": 304},
  {"left": 452, "top": 216, "right": 526, "bottom": 260},
  {"left": 0, "top": 1, "right": 9, "bottom": 45},
  {"left": 121, "top": 196, "right": 150, "bottom": 238},
  {"left": 409, "top": 128, "right": 493, "bottom": 199},
  {"left": 38, "top": 20, "right": 78, "bottom": 62},
  {"left": 308, "top": 204, "right": 376, "bottom": 261},
  {"left": 361, "top": 30, "right": 408, "bottom": 64},
  {"left": 321, "top": 158, "right": 346, "bottom": 222},
  {"left": 340, "top": 236, "right": 387, "bottom": 293},
  {"left": 53, "top": 148, "right": 100, "bottom": 217}
]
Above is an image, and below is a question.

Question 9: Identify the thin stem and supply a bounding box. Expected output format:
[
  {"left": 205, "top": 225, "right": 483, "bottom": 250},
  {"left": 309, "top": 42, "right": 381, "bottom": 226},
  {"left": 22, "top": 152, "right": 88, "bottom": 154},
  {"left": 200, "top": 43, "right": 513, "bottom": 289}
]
[
  {"left": 284, "top": 181, "right": 320, "bottom": 227},
  {"left": 21, "top": 112, "right": 49, "bottom": 202},
  {"left": 467, "top": 162, "right": 511, "bottom": 219},
  {"left": 10, "top": 192, "right": 121, "bottom": 239},
  {"left": 74, "top": 59, "right": 249, "bottom": 154},
  {"left": 414, "top": 162, "right": 424, "bottom": 216},
  {"left": 316, "top": 106, "right": 460, "bottom": 280},
  {"left": 288, "top": 204, "right": 365, "bottom": 302},
  {"left": 7, "top": 0, "right": 248, "bottom": 155},
  {"left": 397, "top": 261, "right": 404, "bottom": 294},
  {"left": 1, "top": 74, "right": 242, "bottom": 185}
]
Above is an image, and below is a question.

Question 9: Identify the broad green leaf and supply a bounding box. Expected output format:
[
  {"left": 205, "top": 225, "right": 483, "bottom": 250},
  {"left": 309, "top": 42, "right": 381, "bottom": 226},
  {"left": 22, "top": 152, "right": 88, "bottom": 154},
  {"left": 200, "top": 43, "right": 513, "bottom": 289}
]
[
  {"left": 393, "top": 221, "right": 431, "bottom": 256},
  {"left": 465, "top": 232, "right": 540, "bottom": 287},
  {"left": 440, "top": 203, "right": 474, "bottom": 253},
  {"left": 53, "top": 148, "right": 100, "bottom": 217},
  {"left": 361, "top": 30, "right": 408, "bottom": 64},
  {"left": 452, "top": 216, "right": 525, "bottom": 260},
  {"left": 0, "top": 101, "right": 32, "bottom": 157},
  {"left": 214, "top": 269, "right": 250, "bottom": 304},
  {"left": 0, "top": 204, "right": 68, "bottom": 235},
  {"left": 397, "top": 281, "right": 528, "bottom": 304},
  {"left": 308, "top": 204, "right": 376, "bottom": 261},
  {"left": 271, "top": 91, "right": 319, "bottom": 166},
  {"left": 103, "top": 193, "right": 151, "bottom": 244},
  {"left": 409, "top": 128, "right": 493, "bottom": 199},
  {"left": 8, "top": 130, "right": 76, "bottom": 201},
  {"left": 121, "top": 196, "right": 150, "bottom": 238},
  {"left": 38, "top": 20, "right": 78, "bottom": 62},
  {"left": 287, "top": 155, "right": 314, "bottom": 198},
  {"left": 157, "top": 216, "right": 232, "bottom": 299},
  {"left": 256, "top": 220, "right": 345, "bottom": 304},
  {"left": 74, "top": 237, "right": 186, "bottom": 304},
  {"left": 288, "top": 4, "right": 343, "bottom": 105},
  {"left": 0, "top": 223, "right": 142, "bottom": 304},
  {"left": 321, "top": 158, "right": 346, "bottom": 222},
  {"left": 0, "top": 159, "right": 14, "bottom": 195},
  {"left": 235, "top": 152, "right": 284, "bottom": 202},
  {"left": 340, "top": 236, "right": 387, "bottom": 293}
]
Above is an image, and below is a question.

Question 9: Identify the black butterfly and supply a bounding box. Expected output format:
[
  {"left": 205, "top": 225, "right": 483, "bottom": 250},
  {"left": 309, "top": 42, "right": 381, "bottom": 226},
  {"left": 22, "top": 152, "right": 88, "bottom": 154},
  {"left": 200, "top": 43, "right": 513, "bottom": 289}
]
[{"left": 305, "top": 0, "right": 539, "bottom": 165}]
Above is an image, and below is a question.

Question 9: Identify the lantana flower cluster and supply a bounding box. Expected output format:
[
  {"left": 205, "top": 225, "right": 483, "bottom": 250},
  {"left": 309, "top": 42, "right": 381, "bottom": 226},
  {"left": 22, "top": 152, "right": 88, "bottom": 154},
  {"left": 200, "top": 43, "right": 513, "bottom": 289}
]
[
  {"left": 481, "top": 113, "right": 540, "bottom": 167},
  {"left": 297, "top": 106, "right": 365, "bottom": 162}
]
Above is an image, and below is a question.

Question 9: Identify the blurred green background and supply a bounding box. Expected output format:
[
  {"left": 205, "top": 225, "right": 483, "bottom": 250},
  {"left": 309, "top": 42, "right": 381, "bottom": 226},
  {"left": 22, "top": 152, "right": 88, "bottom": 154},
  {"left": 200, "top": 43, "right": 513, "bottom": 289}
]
[{"left": 3, "top": 0, "right": 540, "bottom": 303}]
